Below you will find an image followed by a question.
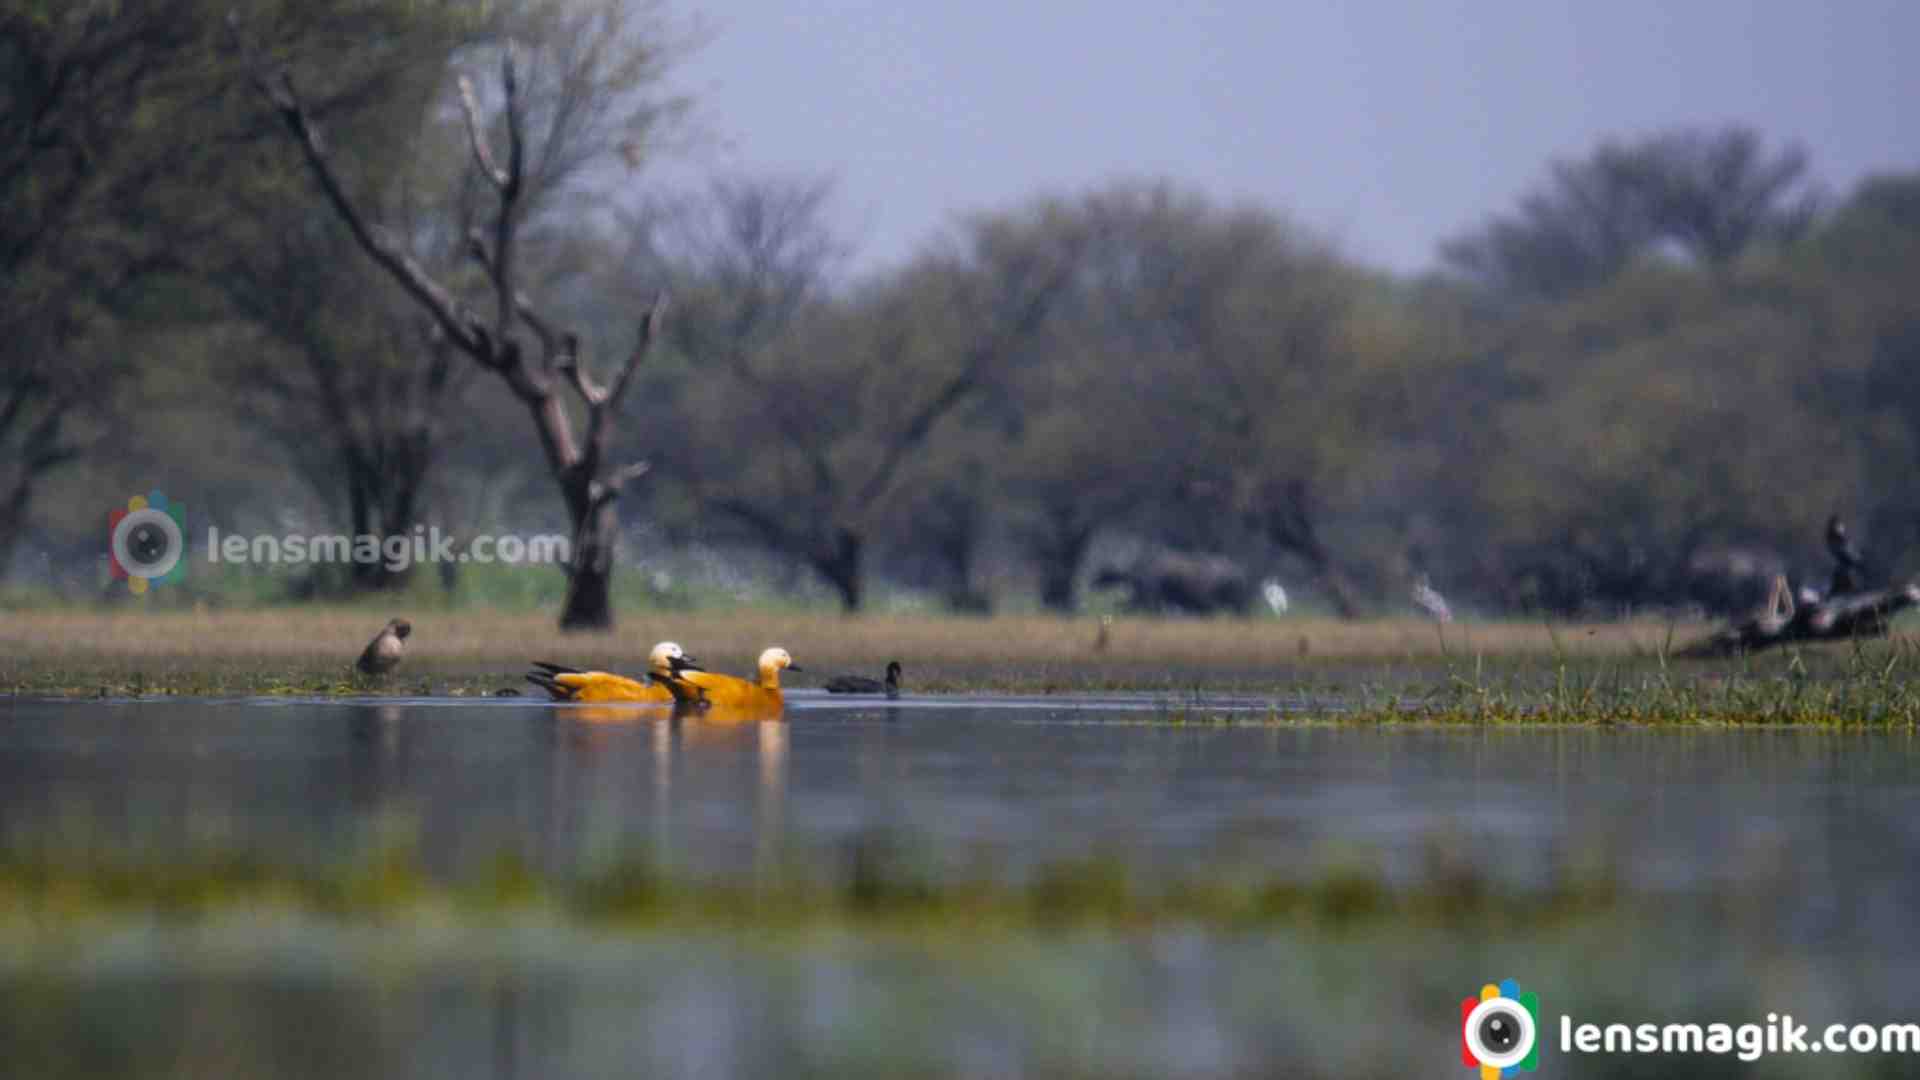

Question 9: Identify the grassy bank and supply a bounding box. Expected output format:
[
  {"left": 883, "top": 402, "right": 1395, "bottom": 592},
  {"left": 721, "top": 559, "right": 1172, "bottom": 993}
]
[
  {"left": 2, "top": 607, "right": 1699, "bottom": 687},
  {"left": 6, "top": 609, "right": 1920, "bottom": 724}
]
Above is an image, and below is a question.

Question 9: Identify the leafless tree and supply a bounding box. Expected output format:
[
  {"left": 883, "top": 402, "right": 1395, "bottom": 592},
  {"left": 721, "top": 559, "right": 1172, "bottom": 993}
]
[{"left": 236, "top": 22, "right": 670, "bottom": 628}]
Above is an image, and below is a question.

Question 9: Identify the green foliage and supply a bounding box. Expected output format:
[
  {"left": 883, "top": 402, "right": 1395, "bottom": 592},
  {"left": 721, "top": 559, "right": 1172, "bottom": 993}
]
[
  {"left": 1441, "top": 125, "right": 1818, "bottom": 303},
  {"left": 7, "top": 27, "right": 1920, "bottom": 625}
]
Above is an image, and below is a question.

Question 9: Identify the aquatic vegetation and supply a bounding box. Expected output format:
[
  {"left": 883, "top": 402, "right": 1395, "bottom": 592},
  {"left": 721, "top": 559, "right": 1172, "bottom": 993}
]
[{"left": 0, "top": 844, "right": 1630, "bottom": 935}]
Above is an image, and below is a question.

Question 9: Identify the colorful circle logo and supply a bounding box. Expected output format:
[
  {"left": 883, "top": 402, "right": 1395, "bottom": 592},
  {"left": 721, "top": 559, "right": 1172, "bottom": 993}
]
[
  {"left": 1461, "top": 979, "right": 1539, "bottom": 1077},
  {"left": 108, "top": 491, "right": 186, "bottom": 594}
]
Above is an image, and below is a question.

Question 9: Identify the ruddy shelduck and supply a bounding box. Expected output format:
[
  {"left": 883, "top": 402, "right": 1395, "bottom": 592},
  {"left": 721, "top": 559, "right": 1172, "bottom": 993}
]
[
  {"left": 526, "top": 641, "right": 700, "bottom": 704},
  {"left": 660, "top": 647, "right": 800, "bottom": 714}
]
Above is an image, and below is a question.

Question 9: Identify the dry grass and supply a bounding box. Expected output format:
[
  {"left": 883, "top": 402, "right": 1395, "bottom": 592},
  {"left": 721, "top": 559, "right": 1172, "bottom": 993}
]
[
  {"left": 9, "top": 609, "right": 1920, "bottom": 722},
  {"left": 0, "top": 608, "right": 1705, "bottom": 679}
]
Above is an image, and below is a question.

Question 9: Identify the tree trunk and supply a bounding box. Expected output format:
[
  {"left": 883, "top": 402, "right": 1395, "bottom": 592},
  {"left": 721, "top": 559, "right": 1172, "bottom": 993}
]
[
  {"left": 559, "top": 497, "right": 620, "bottom": 630},
  {"left": 0, "top": 493, "right": 26, "bottom": 580},
  {"left": 342, "top": 454, "right": 425, "bottom": 593},
  {"left": 1255, "top": 488, "right": 1359, "bottom": 618},
  {"left": 1315, "top": 561, "right": 1362, "bottom": 619},
  {"left": 815, "top": 528, "right": 864, "bottom": 613},
  {"left": 1036, "top": 524, "right": 1093, "bottom": 613}
]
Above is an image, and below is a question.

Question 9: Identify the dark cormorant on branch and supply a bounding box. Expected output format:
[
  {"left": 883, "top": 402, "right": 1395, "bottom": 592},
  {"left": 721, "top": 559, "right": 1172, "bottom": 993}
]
[{"left": 1826, "top": 514, "right": 1867, "bottom": 596}]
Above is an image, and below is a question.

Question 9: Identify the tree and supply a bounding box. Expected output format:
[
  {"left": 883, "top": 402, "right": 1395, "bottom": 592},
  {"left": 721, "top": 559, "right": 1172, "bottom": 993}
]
[
  {"left": 0, "top": 1, "right": 479, "bottom": 580},
  {"left": 1785, "top": 172, "right": 1920, "bottom": 580},
  {"left": 1442, "top": 126, "right": 1818, "bottom": 303},
  {"left": 997, "top": 183, "right": 1384, "bottom": 613},
  {"left": 209, "top": 85, "right": 486, "bottom": 592},
  {"left": 1441, "top": 144, "right": 1656, "bottom": 303},
  {"left": 0, "top": 340, "right": 104, "bottom": 579},
  {"left": 1634, "top": 128, "right": 1819, "bottom": 267},
  {"left": 235, "top": 0, "right": 688, "bottom": 628},
  {"left": 214, "top": 225, "right": 474, "bottom": 592},
  {"left": 639, "top": 183, "right": 1075, "bottom": 611}
]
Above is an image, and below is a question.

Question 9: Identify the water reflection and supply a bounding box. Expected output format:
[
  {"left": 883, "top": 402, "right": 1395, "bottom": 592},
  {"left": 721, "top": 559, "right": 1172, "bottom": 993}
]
[
  {"left": 4, "top": 697, "right": 1920, "bottom": 1077},
  {"left": 3, "top": 698, "right": 1920, "bottom": 905}
]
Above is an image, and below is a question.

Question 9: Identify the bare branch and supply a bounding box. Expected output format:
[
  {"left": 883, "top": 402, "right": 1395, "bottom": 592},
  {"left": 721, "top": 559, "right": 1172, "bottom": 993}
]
[
  {"left": 466, "top": 226, "right": 558, "bottom": 357},
  {"left": 714, "top": 495, "right": 799, "bottom": 551},
  {"left": 605, "top": 294, "right": 666, "bottom": 410},
  {"left": 852, "top": 261, "right": 1070, "bottom": 515},
  {"left": 609, "top": 460, "right": 652, "bottom": 488},
  {"left": 501, "top": 47, "right": 524, "bottom": 202},
  {"left": 229, "top": 12, "right": 482, "bottom": 357},
  {"left": 586, "top": 460, "right": 653, "bottom": 516},
  {"left": 580, "top": 295, "right": 666, "bottom": 485},
  {"left": 558, "top": 334, "right": 606, "bottom": 407},
  {"left": 457, "top": 76, "right": 509, "bottom": 190},
  {"left": 490, "top": 47, "right": 526, "bottom": 341}
]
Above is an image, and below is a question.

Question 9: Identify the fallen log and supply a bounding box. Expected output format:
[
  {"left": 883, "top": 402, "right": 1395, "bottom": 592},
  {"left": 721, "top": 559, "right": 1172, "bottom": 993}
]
[{"left": 1679, "top": 583, "right": 1920, "bottom": 658}]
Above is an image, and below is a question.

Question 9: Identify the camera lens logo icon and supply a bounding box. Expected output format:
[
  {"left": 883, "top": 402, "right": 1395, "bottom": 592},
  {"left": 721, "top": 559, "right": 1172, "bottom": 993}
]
[
  {"left": 1460, "top": 979, "right": 1539, "bottom": 1078},
  {"left": 108, "top": 491, "right": 186, "bottom": 595}
]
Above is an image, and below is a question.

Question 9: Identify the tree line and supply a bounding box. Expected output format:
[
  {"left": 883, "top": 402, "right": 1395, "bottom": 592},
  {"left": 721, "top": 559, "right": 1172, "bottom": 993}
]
[{"left": 4, "top": 1, "right": 1917, "bottom": 623}]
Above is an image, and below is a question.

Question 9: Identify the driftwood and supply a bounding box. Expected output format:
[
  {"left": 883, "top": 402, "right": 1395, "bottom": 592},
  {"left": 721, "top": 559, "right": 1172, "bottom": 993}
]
[{"left": 1679, "top": 583, "right": 1920, "bottom": 658}]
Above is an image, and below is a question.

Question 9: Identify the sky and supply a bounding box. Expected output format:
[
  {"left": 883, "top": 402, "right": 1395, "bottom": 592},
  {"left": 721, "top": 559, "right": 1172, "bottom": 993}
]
[{"left": 659, "top": 0, "right": 1918, "bottom": 277}]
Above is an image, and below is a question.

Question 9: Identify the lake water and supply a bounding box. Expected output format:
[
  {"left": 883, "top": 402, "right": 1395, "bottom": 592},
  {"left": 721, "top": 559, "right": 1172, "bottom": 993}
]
[{"left": 4, "top": 694, "right": 1918, "bottom": 1077}]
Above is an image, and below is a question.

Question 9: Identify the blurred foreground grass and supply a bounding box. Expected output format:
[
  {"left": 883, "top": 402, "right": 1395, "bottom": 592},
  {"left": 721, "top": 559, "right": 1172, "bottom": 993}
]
[
  {"left": 0, "top": 843, "right": 1618, "bottom": 933},
  {"left": 0, "top": 845, "right": 1899, "bottom": 1079}
]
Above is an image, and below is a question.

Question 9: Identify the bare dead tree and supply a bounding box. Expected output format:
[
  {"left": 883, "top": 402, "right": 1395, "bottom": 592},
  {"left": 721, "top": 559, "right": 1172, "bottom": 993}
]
[{"left": 237, "top": 27, "right": 662, "bottom": 628}]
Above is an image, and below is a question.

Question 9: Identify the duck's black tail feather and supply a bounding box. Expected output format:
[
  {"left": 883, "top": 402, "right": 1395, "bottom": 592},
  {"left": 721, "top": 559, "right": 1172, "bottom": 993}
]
[
  {"left": 530, "top": 661, "right": 582, "bottom": 676},
  {"left": 525, "top": 672, "right": 575, "bottom": 700}
]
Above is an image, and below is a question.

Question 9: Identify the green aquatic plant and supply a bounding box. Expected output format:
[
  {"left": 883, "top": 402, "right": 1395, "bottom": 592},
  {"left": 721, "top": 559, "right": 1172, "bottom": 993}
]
[{"left": 0, "top": 845, "right": 1635, "bottom": 935}]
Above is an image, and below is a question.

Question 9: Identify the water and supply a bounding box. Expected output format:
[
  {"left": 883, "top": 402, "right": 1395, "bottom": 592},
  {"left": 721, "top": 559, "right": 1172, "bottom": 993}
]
[{"left": 4, "top": 694, "right": 1919, "bottom": 1077}]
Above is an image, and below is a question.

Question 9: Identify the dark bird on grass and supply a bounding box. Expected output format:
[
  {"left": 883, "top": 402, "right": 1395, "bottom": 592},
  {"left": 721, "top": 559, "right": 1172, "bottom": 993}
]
[
  {"left": 824, "top": 660, "right": 903, "bottom": 698},
  {"left": 1827, "top": 514, "right": 1867, "bottom": 595},
  {"left": 356, "top": 618, "right": 411, "bottom": 675}
]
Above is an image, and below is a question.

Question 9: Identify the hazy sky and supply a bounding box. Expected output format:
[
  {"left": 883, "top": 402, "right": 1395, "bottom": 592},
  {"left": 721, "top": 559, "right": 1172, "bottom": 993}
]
[{"left": 661, "top": 0, "right": 1917, "bottom": 277}]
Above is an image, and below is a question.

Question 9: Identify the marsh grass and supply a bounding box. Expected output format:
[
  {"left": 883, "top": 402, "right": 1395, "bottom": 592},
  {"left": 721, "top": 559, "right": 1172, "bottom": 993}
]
[
  {"left": 0, "top": 844, "right": 1623, "bottom": 935},
  {"left": 6, "top": 609, "right": 1920, "bottom": 724},
  {"left": 0, "top": 606, "right": 1709, "bottom": 687}
]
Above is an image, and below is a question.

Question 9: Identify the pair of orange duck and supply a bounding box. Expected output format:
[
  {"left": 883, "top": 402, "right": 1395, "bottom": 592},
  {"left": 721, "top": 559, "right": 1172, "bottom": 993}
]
[{"left": 527, "top": 642, "right": 800, "bottom": 715}]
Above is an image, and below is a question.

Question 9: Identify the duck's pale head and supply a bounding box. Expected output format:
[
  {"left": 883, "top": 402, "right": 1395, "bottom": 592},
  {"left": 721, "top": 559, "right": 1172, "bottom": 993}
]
[
  {"left": 648, "top": 641, "right": 700, "bottom": 678},
  {"left": 758, "top": 647, "right": 799, "bottom": 683}
]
